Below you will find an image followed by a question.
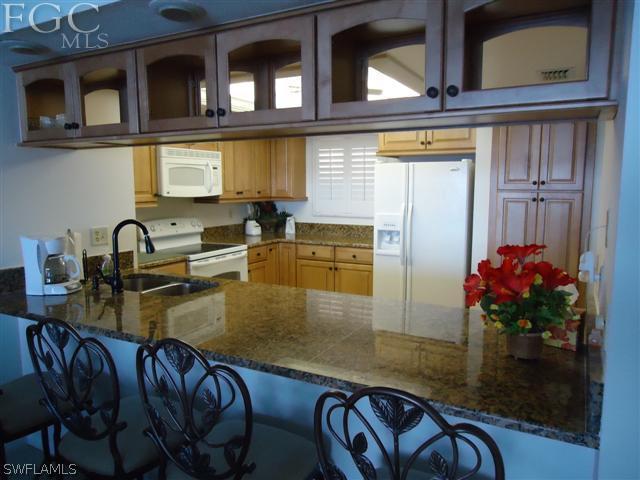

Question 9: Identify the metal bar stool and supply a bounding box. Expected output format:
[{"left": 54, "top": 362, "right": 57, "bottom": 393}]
[
  {"left": 0, "top": 373, "right": 58, "bottom": 479},
  {"left": 136, "top": 338, "right": 319, "bottom": 479},
  {"left": 314, "top": 387, "right": 505, "bottom": 480},
  {"left": 26, "top": 317, "right": 164, "bottom": 479}
]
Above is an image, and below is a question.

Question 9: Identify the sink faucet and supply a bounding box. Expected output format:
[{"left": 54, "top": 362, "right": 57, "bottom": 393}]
[{"left": 102, "top": 219, "right": 155, "bottom": 294}]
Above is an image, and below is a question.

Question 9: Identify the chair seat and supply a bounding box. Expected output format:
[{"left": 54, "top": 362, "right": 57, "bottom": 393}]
[
  {"left": 166, "top": 420, "right": 318, "bottom": 480},
  {"left": 0, "top": 373, "right": 55, "bottom": 440},
  {"left": 59, "top": 395, "right": 170, "bottom": 477}
]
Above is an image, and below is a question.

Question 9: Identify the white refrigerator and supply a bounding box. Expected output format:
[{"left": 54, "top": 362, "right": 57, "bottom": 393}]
[{"left": 373, "top": 159, "right": 474, "bottom": 308}]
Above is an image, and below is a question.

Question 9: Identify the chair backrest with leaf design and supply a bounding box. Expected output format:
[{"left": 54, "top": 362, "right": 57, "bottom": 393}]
[
  {"left": 136, "top": 338, "right": 254, "bottom": 480},
  {"left": 314, "top": 387, "right": 505, "bottom": 480},
  {"left": 26, "top": 318, "right": 124, "bottom": 465}
]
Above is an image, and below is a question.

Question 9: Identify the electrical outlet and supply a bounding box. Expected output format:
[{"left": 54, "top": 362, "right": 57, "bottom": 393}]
[{"left": 91, "top": 226, "right": 109, "bottom": 246}]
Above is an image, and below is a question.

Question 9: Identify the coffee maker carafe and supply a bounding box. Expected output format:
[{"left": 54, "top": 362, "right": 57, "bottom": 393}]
[{"left": 20, "top": 236, "right": 82, "bottom": 295}]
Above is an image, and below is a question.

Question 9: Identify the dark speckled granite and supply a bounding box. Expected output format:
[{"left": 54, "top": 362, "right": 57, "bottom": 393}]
[{"left": 0, "top": 274, "right": 600, "bottom": 448}]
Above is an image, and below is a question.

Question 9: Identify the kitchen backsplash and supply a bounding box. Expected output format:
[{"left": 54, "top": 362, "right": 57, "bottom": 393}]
[
  {"left": 202, "top": 222, "right": 373, "bottom": 242},
  {"left": 0, "top": 251, "right": 134, "bottom": 294}
]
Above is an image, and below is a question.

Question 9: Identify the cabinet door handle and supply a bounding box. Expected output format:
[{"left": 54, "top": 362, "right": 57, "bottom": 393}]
[
  {"left": 531, "top": 197, "right": 537, "bottom": 202},
  {"left": 71, "top": 122, "right": 79, "bottom": 129},
  {"left": 539, "top": 197, "right": 545, "bottom": 202},
  {"left": 426, "top": 141, "right": 432, "bottom": 145},
  {"left": 352, "top": 254, "right": 357, "bottom": 259},
  {"left": 236, "top": 191, "right": 243, "bottom": 195},
  {"left": 334, "top": 267, "right": 338, "bottom": 271},
  {"left": 311, "top": 251, "right": 316, "bottom": 255},
  {"left": 540, "top": 180, "right": 546, "bottom": 186},
  {"left": 329, "top": 267, "right": 333, "bottom": 271},
  {"left": 420, "top": 141, "right": 425, "bottom": 145},
  {"left": 426, "top": 86, "right": 439, "bottom": 98},
  {"left": 532, "top": 180, "right": 538, "bottom": 185},
  {"left": 257, "top": 190, "right": 261, "bottom": 194},
  {"left": 64, "top": 123, "right": 72, "bottom": 130},
  {"left": 216, "top": 107, "right": 226, "bottom": 117},
  {"left": 446, "top": 85, "right": 459, "bottom": 97},
  {"left": 205, "top": 108, "right": 215, "bottom": 118}
]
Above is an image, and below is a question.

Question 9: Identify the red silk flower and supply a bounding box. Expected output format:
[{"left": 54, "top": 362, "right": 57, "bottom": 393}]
[
  {"left": 496, "top": 244, "right": 546, "bottom": 264},
  {"left": 523, "top": 261, "right": 576, "bottom": 289}
]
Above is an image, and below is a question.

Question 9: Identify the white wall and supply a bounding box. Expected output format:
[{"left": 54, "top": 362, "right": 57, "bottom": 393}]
[
  {"left": 277, "top": 134, "right": 375, "bottom": 225},
  {"left": 469, "top": 127, "right": 492, "bottom": 273},
  {"left": 136, "top": 197, "right": 247, "bottom": 227},
  {"left": 0, "top": 64, "right": 136, "bottom": 268},
  {"left": 596, "top": 1, "right": 640, "bottom": 477}
]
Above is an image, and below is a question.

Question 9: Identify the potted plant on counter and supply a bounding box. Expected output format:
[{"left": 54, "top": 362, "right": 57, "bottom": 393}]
[
  {"left": 253, "top": 201, "right": 292, "bottom": 232},
  {"left": 464, "top": 244, "right": 578, "bottom": 360}
]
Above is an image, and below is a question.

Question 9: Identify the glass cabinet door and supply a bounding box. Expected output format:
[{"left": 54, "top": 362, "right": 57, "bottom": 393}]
[
  {"left": 69, "top": 51, "right": 138, "bottom": 137},
  {"left": 137, "top": 36, "right": 217, "bottom": 132},
  {"left": 444, "top": 0, "right": 614, "bottom": 110},
  {"left": 17, "top": 64, "right": 76, "bottom": 142},
  {"left": 216, "top": 15, "right": 315, "bottom": 127},
  {"left": 316, "top": 0, "right": 443, "bottom": 120}
]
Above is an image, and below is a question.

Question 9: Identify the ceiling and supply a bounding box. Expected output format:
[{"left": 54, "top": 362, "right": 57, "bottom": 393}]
[{"left": 0, "top": 0, "right": 332, "bottom": 67}]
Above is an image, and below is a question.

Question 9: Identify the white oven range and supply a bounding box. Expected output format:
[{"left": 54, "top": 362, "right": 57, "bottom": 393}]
[{"left": 139, "top": 217, "right": 248, "bottom": 281}]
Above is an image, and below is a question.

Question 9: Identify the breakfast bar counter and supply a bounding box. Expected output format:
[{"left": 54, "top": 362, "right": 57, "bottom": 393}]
[{"left": 0, "top": 275, "right": 600, "bottom": 449}]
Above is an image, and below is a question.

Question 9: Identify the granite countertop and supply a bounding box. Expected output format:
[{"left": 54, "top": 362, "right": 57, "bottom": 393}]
[
  {"left": 138, "top": 232, "right": 374, "bottom": 268},
  {"left": 0, "top": 274, "right": 599, "bottom": 448}
]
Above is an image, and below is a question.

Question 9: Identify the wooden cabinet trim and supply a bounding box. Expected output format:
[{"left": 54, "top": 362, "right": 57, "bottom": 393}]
[
  {"left": 334, "top": 262, "right": 373, "bottom": 296},
  {"left": 140, "top": 260, "right": 187, "bottom": 275}
]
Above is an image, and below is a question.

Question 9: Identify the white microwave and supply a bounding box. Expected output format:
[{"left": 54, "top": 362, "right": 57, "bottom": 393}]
[{"left": 157, "top": 146, "right": 222, "bottom": 197}]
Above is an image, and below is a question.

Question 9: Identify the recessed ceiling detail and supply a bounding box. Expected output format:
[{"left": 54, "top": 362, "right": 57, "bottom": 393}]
[
  {"left": 0, "top": 40, "right": 49, "bottom": 55},
  {"left": 149, "top": 0, "right": 207, "bottom": 22}
]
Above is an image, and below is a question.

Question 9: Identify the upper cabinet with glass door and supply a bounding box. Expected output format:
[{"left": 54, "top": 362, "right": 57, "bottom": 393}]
[
  {"left": 216, "top": 15, "right": 315, "bottom": 127},
  {"left": 316, "top": 0, "right": 443, "bottom": 120},
  {"left": 137, "top": 36, "right": 217, "bottom": 132},
  {"left": 68, "top": 51, "right": 138, "bottom": 137},
  {"left": 16, "top": 64, "right": 76, "bottom": 142},
  {"left": 444, "top": 0, "right": 614, "bottom": 109}
]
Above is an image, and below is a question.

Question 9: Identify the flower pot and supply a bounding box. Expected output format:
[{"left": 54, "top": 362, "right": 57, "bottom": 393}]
[{"left": 506, "top": 333, "right": 543, "bottom": 360}]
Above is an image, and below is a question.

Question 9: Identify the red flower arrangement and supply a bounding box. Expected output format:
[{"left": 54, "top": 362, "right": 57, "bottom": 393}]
[{"left": 464, "top": 244, "right": 577, "bottom": 336}]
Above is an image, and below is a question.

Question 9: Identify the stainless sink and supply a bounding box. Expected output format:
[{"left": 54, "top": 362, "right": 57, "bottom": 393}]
[
  {"left": 122, "top": 274, "right": 216, "bottom": 296},
  {"left": 122, "top": 276, "right": 173, "bottom": 292},
  {"left": 145, "top": 283, "right": 212, "bottom": 296}
]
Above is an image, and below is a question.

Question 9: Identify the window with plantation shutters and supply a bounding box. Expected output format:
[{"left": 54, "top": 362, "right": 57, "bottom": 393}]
[{"left": 311, "top": 135, "right": 377, "bottom": 218}]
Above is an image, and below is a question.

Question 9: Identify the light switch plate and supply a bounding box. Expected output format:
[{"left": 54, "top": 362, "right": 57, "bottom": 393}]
[{"left": 91, "top": 226, "right": 108, "bottom": 246}]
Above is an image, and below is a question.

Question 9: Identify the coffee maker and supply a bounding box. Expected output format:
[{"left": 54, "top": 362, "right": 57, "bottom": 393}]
[{"left": 20, "top": 236, "right": 82, "bottom": 295}]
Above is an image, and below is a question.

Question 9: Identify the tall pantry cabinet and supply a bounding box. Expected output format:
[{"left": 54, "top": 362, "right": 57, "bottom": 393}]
[{"left": 489, "top": 122, "right": 595, "bottom": 277}]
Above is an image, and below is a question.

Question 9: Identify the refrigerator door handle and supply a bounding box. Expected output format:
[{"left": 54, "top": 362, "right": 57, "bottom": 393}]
[{"left": 406, "top": 201, "right": 414, "bottom": 303}]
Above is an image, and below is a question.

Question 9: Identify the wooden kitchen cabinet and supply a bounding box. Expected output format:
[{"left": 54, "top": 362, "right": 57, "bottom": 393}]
[
  {"left": 378, "top": 128, "right": 476, "bottom": 156},
  {"left": 489, "top": 121, "right": 594, "bottom": 277},
  {"left": 218, "top": 140, "right": 271, "bottom": 201},
  {"left": 270, "top": 138, "right": 306, "bottom": 199},
  {"left": 496, "top": 122, "right": 587, "bottom": 191},
  {"left": 444, "top": 0, "right": 614, "bottom": 110},
  {"left": 216, "top": 15, "right": 315, "bottom": 127},
  {"left": 278, "top": 243, "right": 296, "bottom": 287},
  {"left": 535, "top": 192, "right": 583, "bottom": 277},
  {"left": 16, "top": 63, "right": 76, "bottom": 142},
  {"left": 139, "top": 260, "right": 187, "bottom": 275},
  {"left": 296, "top": 259, "right": 335, "bottom": 292},
  {"left": 334, "top": 263, "right": 373, "bottom": 296},
  {"left": 137, "top": 36, "right": 218, "bottom": 132},
  {"left": 248, "top": 261, "right": 268, "bottom": 283},
  {"left": 316, "top": 0, "right": 443, "bottom": 119},
  {"left": 69, "top": 50, "right": 139, "bottom": 137},
  {"left": 492, "top": 191, "right": 539, "bottom": 256},
  {"left": 296, "top": 245, "right": 373, "bottom": 295},
  {"left": 248, "top": 245, "right": 278, "bottom": 284},
  {"left": 133, "top": 146, "right": 158, "bottom": 208}
]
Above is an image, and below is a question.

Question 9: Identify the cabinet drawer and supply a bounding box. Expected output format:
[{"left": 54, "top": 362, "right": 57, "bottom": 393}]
[
  {"left": 296, "top": 244, "right": 334, "bottom": 261},
  {"left": 248, "top": 246, "right": 268, "bottom": 264},
  {"left": 335, "top": 247, "right": 373, "bottom": 265}
]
